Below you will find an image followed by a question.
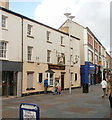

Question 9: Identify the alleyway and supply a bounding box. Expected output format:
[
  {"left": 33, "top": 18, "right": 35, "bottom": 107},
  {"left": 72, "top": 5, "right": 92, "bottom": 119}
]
[{"left": 2, "top": 84, "right": 112, "bottom": 119}]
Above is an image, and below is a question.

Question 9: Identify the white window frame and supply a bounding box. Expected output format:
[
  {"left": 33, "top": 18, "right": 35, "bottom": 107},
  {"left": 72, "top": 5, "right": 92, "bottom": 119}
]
[
  {"left": 27, "top": 24, "right": 32, "bottom": 36},
  {"left": 0, "top": 41, "right": 8, "bottom": 58},
  {"left": 46, "top": 72, "right": 54, "bottom": 86},
  {"left": 27, "top": 46, "right": 33, "bottom": 61},
  {"left": 2, "top": 15, "right": 7, "bottom": 29}
]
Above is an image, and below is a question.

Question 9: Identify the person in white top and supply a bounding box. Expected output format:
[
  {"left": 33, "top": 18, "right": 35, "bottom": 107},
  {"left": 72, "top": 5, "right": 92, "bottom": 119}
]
[{"left": 101, "top": 79, "right": 107, "bottom": 98}]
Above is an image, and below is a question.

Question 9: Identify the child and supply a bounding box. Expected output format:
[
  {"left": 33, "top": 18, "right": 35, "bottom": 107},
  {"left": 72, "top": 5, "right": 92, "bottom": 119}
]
[{"left": 57, "top": 86, "right": 61, "bottom": 94}]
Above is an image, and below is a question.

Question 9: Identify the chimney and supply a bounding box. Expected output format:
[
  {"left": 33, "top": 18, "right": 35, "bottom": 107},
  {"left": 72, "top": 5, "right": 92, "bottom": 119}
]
[{"left": 0, "top": 0, "right": 9, "bottom": 9}]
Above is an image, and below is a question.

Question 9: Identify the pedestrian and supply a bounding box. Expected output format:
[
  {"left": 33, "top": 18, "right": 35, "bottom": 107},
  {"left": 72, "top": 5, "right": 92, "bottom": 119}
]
[
  {"left": 53, "top": 80, "right": 58, "bottom": 95},
  {"left": 57, "top": 85, "right": 61, "bottom": 94},
  {"left": 106, "top": 78, "right": 112, "bottom": 108},
  {"left": 101, "top": 78, "right": 107, "bottom": 98},
  {"left": 44, "top": 78, "right": 48, "bottom": 94}
]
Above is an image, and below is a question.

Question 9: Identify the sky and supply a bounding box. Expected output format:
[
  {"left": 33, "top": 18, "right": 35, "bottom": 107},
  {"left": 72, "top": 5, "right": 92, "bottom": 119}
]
[{"left": 10, "top": 0, "right": 110, "bottom": 53}]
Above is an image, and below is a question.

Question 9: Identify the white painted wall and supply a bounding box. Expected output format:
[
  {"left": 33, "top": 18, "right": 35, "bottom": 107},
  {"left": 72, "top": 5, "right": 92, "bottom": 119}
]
[
  {"left": 59, "top": 22, "right": 84, "bottom": 65},
  {"left": 1, "top": 10, "right": 22, "bottom": 62},
  {"left": 23, "top": 19, "right": 80, "bottom": 66}
]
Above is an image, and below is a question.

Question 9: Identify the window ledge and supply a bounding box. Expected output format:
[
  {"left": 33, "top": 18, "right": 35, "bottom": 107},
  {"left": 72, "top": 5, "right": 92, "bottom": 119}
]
[
  {"left": 47, "top": 41, "right": 52, "bottom": 44},
  {"left": 27, "top": 35, "right": 34, "bottom": 39},
  {"left": 0, "top": 57, "right": 9, "bottom": 60},
  {"left": 27, "top": 61, "right": 34, "bottom": 63},
  {"left": 2, "top": 27, "right": 8, "bottom": 31},
  {"left": 61, "top": 44, "right": 65, "bottom": 47},
  {"left": 26, "top": 88, "right": 35, "bottom": 90},
  {"left": 48, "top": 85, "right": 53, "bottom": 87}
]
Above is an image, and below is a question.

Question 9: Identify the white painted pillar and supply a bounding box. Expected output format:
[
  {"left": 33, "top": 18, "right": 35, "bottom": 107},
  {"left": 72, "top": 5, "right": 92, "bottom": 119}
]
[{"left": 17, "top": 72, "right": 22, "bottom": 97}]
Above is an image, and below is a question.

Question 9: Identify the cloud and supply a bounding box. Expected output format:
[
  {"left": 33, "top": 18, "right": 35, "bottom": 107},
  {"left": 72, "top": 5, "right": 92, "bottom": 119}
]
[{"left": 34, "top": 0, "right": 110, "bottom": 52}]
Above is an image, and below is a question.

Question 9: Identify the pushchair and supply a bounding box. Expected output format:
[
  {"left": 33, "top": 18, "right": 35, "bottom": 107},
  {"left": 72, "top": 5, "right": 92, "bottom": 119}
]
[{"left": 51, "top": 87, "right": 58, "bottom": 95}]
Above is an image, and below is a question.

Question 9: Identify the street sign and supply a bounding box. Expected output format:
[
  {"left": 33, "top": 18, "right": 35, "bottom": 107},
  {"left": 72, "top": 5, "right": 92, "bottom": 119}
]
[{"left": 20, "top": 103, "right": 40, "bottom": 120}]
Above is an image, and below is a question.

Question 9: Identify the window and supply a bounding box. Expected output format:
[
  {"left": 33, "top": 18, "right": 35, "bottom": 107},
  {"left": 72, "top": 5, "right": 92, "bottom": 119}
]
[
  {"left": 50, "top": 73, "right": 53, "bottom": 86},
  {"left": 61, "top": 36, "right": 64, "bottom": 45},
  {"left": 27, "top": 46, "right": 33, "bottom": 61},
  {"left": 46, "top": 72, "right": 54, "bottom": 86},
  {"left": 99, "top": 45, "right": 101, "bottom": 54},
  {"left": 94, "top": 41, "right": 98, "bottom": 52},
  {"left": 2, "top": 15, "right": 7, "bottom": 28},
  {"left": 27, "top": 24, "right": 32, "bottom": 36},
  {"left": 0, "top": 41, "right": 7, "bottom": 58},
  {"left": 47, "top": 50, "right": 51, "bottom": 63},
  {"left": 27, "top": 72, "right": 33, "bottom": 89},
  {"left": 88, "top": 50, "right": 93, "bottom": 63},
  {"left": 95, "top": 54, "right": 98, "bottom": 64},
  {"left": 46, "top": 31, "right": 50, "bottom": 41},
  {"left": 88, "top": 34, "right": 93, "bottom": 48},
  {"left": 74, "top": 73, "right": 77, "bottom": 81},
  {"left": 38, "top": 73, "right": 43, "bottom": 83}
]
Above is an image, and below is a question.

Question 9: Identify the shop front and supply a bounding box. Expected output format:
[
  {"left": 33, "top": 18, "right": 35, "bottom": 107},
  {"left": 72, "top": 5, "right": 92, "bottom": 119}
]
[
  {"left": 81, "top": 62, "right": 96, "bottom": 86},
  {"left": 47, "top": 64, "right": 66, "bottom": 90},
  {"left": 1, "top": 61, "right": 22, "bottom": 97}
]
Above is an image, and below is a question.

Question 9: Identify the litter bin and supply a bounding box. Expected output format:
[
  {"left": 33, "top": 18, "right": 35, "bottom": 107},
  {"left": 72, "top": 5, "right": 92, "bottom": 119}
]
[{"left": 82, "top": 84, "right": 89, "bottom": 93}]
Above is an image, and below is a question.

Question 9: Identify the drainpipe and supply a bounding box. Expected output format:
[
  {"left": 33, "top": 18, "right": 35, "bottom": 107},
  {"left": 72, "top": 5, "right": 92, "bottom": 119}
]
[{"left": 21, "top": 17, "right": 23, "bottom": 97}]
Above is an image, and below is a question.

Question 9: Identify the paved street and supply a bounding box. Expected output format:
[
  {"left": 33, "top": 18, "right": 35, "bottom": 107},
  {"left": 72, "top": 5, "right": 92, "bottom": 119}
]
[{"left": 2, "top": 84, "right": 112, "bottom": 119}]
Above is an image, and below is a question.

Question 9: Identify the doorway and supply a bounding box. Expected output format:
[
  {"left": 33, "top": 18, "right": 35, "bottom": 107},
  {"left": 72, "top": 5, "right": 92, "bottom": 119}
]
[
  {"left": 61, "top": 72, "right": 65, "bottom": 90},
  {"left": 2, "top": 71, "right": 17, "bottom": 96}
]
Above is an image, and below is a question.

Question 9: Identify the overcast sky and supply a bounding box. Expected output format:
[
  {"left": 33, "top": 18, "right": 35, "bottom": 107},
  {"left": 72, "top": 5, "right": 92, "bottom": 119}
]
[{"left": 10, "top": 0, "right": 110, "bottom": 53}]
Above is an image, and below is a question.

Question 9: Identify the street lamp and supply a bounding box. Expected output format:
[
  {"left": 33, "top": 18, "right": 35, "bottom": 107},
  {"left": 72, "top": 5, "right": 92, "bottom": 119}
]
[{"left": 64, "top": 13, "right": 75, "bottom": 94}]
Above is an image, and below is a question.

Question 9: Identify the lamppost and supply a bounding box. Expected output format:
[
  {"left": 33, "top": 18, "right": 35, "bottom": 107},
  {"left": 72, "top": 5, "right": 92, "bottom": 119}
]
[{"left": 64, "top": 13, "right": 75, "bottom": 94}]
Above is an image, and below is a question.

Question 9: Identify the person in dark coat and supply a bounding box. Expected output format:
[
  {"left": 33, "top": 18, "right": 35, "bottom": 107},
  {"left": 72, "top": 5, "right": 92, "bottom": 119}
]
[{"left": 44, "top": 78, "right": 48, "bottom": 94}]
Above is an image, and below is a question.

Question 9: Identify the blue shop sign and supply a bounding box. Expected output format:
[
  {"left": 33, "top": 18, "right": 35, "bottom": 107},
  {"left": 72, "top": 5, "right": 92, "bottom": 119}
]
[{"left": 88, "top": 64, "right": 95, "bottom": 74}]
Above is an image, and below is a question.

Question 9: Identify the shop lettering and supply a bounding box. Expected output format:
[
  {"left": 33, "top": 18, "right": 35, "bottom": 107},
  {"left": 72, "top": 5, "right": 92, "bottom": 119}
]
[{"left": 49, "top": 64, "right": 65, "bottom": 70}]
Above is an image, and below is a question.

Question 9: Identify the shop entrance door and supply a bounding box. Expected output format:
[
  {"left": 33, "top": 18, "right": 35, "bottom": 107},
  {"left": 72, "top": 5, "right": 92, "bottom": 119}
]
[
  {"left": 2, "top": 71, "right": 17, "bottom": 96},
  {"left": 61, "top": 72, "right": 65, "bottom": 90}
]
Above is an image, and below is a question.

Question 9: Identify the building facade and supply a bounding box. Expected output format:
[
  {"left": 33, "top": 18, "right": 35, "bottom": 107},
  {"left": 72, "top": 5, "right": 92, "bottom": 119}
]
[
  {"left": 1, "top": 7, "right": 81, "bottom": 97},
  {"left": 1, "top": 7, "right": 23, "bottom": 97},
  {"left": 59, "top": 21, "right": 110, "bottom": 85}
]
